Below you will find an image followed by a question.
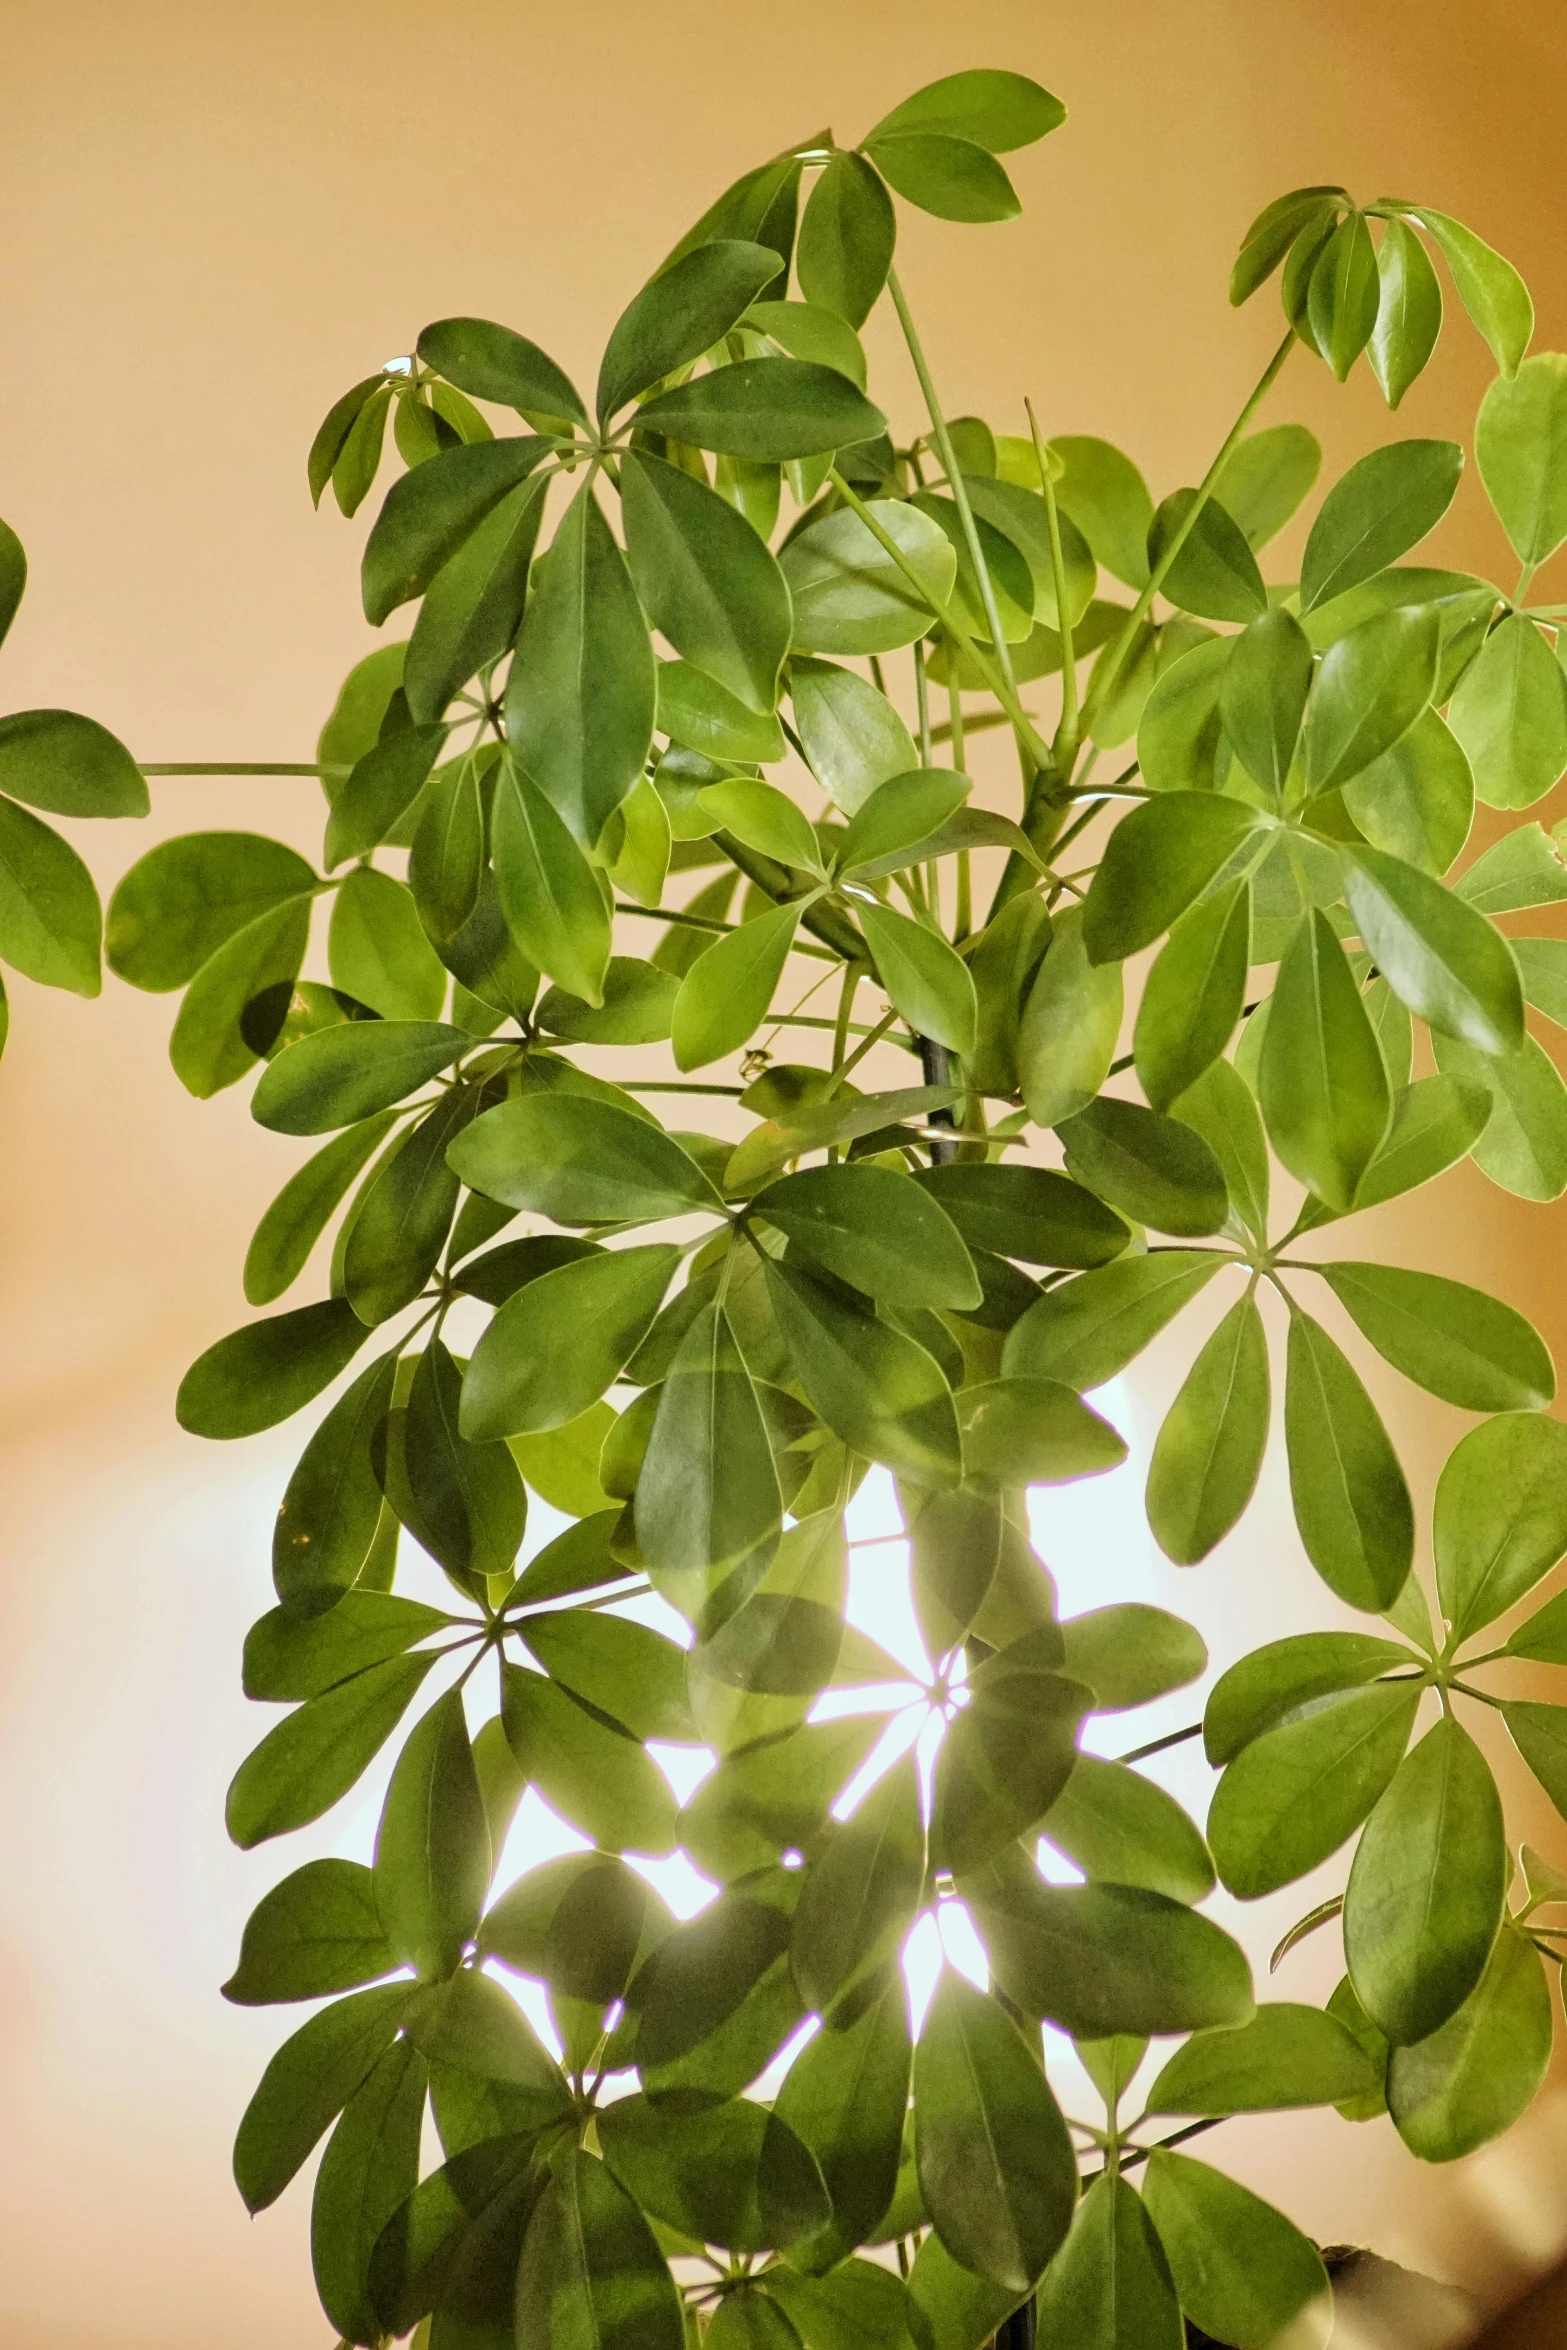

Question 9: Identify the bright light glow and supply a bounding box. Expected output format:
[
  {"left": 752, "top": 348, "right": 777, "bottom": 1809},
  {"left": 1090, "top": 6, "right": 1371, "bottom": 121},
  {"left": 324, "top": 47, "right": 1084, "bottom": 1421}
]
[
  {"left": 484, "top": 1958, "right": 563, "bottom": 2059},
  {"left": 627, "top": 1848, "right": 719, "bottom": 1922},
  {"left": 938, "top": 1900, "right": 989, "bottom": 1991},
  {"left": 647, "top": 1743, "right": 714, "bottom": 1806},
  {"left": 494, "top": 1786, "right": 588, "bottom": 1887},
  {"left": 903, "top": 1911, "right": 944, "bottom": 2036}
]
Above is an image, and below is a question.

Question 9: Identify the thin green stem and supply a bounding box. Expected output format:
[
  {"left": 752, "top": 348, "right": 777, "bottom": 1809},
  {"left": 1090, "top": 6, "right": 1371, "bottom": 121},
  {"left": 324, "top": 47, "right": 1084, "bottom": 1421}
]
[
  {"left": 831, "top": 962, "right": 861, "bottom": 1073},
  {"left": 887, "top": 265, "right": 1019, "bottom": 702},
  {"left": 1079, "top": 327, "right": 1296, "bottom": 740},
  {"left": 138, "top": 762, "right": 350, "bottom": 777},
  {"left": 1026, "top": 397, "right": 1079, "bottom": 770},
  {"left": 1115, "top": 1721, "right": 1204, "bottom": 1765},
  {"left": 831, "top": 1005, "right": 902, "bottom": 1089},
  {"left": 913, "top": 639, "right": 933, "bottom": 766},
  {"left": 618, "top": 1080, "right": 742, "bottom": 1095}
]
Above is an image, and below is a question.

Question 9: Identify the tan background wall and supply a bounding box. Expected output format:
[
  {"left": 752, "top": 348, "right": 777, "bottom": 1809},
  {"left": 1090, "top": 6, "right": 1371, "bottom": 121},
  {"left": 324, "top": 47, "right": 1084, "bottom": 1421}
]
[{"left": 3, "top": 3, "right": 1567, "bottom": 2343}]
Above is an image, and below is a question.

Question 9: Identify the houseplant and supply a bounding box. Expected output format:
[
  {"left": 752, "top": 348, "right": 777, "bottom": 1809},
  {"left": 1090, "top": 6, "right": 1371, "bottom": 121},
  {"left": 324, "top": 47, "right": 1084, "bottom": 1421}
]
[{"left": 97, "top": 62, "right": 1567, "bottom": 2348}]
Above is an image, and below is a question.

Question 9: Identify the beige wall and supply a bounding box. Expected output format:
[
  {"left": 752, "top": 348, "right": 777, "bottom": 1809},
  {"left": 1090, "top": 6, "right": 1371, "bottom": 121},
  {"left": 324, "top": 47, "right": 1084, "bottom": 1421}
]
[{"left": 4, "top": 3, "right": 1567, "bottom": 2342}]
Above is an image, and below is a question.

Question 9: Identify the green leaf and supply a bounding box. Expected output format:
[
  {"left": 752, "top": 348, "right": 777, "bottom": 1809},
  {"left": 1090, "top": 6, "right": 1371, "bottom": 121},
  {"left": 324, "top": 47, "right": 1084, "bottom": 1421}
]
[
  {"left": 1081, "top": 790, "right": 1260, "bottom": 963},
  {"left": 598, "top": 2094, "right": 828, "bottom": 2254},
  {"left": 1149, "top": 489, "right": 1267, "bottom": 624},
  {"left": 912, "top": 1163, "right": 1126, "bottom": 1273},
  {"left": 598, "top": 240, "right": 781, "bottom": 422},
  {"left": 914, "top": 1970, "right": 1076, "bottom": 2293},
  {"left": 1058, "top": 1098, "right": 1229, "bottom": 1237},
  {"left": 404, "top": 472, "right": 549, "bottom": 723},
  {"left": 781, "top": 499, "right": 956, "bottom": 655},
  {"left": 1133, "top": 879, "right": 1250, "bottom": 1112},
  {"left": 698, "top": 779, "right": 821, "bottom": 870},
  {"left": 1058, "top": 1603, "right": 1208, "bottom": 1711},
  {"left": 1307, "top": 211, "right": 1381, "bottom": 380},
  {"left": 522, "top": 1609, "right": 693, "bottom": 1744},
  {"left": 1300, "top": 440, "right": 1463, "bottom": 611},
  {"left": 1316, "top": 1258, "right": 1554, "bottom": 1411},
  {"left": 1260, "top": 909, "right": 1390, "bottom": 1211},
  {"left": 837, "top": 767, "right": 969, "bottom": 872},
  {"left": 1302, "top": 604, "right": 1440, "bottom": 791},
  {"left": 1434, "top": 1410, "right": 1567, "bottom": 1640},
  {"left": 178, "top": 1297, "right": 370, "bottom": 1439},
  {"left": 1433, "top": 1028, "right": 1567, "bottom": 1201},
  {"left": 490, "top": 758, "right": 612, "bottom": 1006},
  {"left": 1369, "top": 218, "right": 1444, "bottom": 409},
  {"left": 1045, "top": 436, "right": 1152, "bottom": 591},
  {"left": 1004, "top": 1252, "right": 1224, "bottom": 1392},
  {"left": 312, "top": 2036, "right": 428, "bottom": 2348},
  {"left": 622, "top": 451, "right": 791, "bottom": 713},
  {"left": 1476, "top": 351, "right": 1567, "bottom": 569},
  {"left": 764, "top": 1254, "right": 961, "bottom": 1488},
  {"left": 1172, "top": 1057, "right": 1270, "bottom": 1242},
  {"left": 679, "top": 1715, "right": 880, "bottom": 1883},
  {"left": 504, "top": 480, "right": 655, "bottom": 847},
  {"left": 635, "top": 360, "right": 886, "bottom": 463},
  {"left": 515, "top": 2150, "right": 683, "bottom": 2350},
  {"left": 243, "top": 1592, "right": 452, "bottom": 1701},
  {"left": 324, "top": 724, "right": 448, "bottom": 868},
  {"left": 796, "top": 153, "right": 896, "bottom": 329},
  {"left": 867, "top": 134, "right": 1019, "bottom": 226},
  {"left": 1283, "top": 1310, "right": 1414, "bottom": 1611},
  {"left": 657, "top": 662, "right": 785, "bottom": 765},
  {"left": 168, "top": 896, "right": 313, "bottom": 1097},
  {"left": 448, "top": 1093, "right": 722, "bottom": 1223},
  {"left": 868, "top": 70, "right": 1066, "bottom": 152},
  {"left": 329, "top": 868, "right": 447, "bottom": 1022},
  {"left": 672, "top": 897, "right": 801, "bottom": 1070},
  {"left": 244, "top": 1112, "right": 400, "bottom": 1307},
  {"left": 1206, "top": 1682, "right": 1420, "bottom": 1897},
  {"left": 792, "top": 1755, "right": 927, "bottom": 2014},
  {"left": 1036, "top": 2174, "right": 1182, "bottom": 2350},
  {"left": 233, "top": 1984, "right": 411, "bottom": 2213},
  {"left": 1229, "top": 186, "right": 1344, "bottom": 307},
  {"left": 1040, "top": 1757, "right": 1214, "bottom": 1904},
  {"left": 1388, "top": 1925, "right": 1553, "bottom": 2162},
  {"left": 1448, "top": 611, "right": 1567, "bottom": 809},
  {"left": 1502, "top": 1701, "right": 1567, "bottom": 1826},
  {"left": 0, "top": 794, "right": 102, "bottom": 994},
  {"left": 755, "top": 1164, "right": 978, "bottom": 1311},
  {"left": 461, "top": 1246, "right": 679, "bottom": 1440},
  {"left": 1341, "top": 708, "right": 1474, "bottom": 876},
  {"left": 272, "top": 1350, "right": 399, "bottom": 1614},
  {"left": 1135, "top": 635, "right": 1232, "bottom": 793},
  {"left": 382, "top": 1339, "right": 528, "bottom": 1588},
  {"left": 1506, "top": 1589, "right": 1567, "bottom": 1663},
  {"left": 1212, "top": 422, "right": 1322, "bottom": 550},
  {"left": 361, "top": 436, "right": 553, "bottom": 625},
  {"left": 772, "top": 1983, "right": 912, "bottom": 2270},
  {"left": 1456, "top": 822, "right": 1567, "bottom": 915},
  {"left": 538, "top": 962, "right": 678, "bottom": 1050},
  {"left": 630, "top": 1882, "right": 803, "bottom": 2099},
  {"left": 482, "top": 1849, "right": 673, "bottom": 2013},
  {"left": 331, "top": 384, "right": 392, "bottom": 517},
  {"left": 373, "top": 1689, "right": 489, "bottom": 1980},
  {"left": 1343, "top": 844, "right": 1523, "bottom": 1057},
  {"left": 502, "top": 1662, "right": 677, "bottom": 1855},
  {"left": 932, "top": 1638, "right": 1089, "bottom": 1871},
  {"left": 1345, "top": 1716, "right": 1507, "bottom": 2043},
  {"left": 746, "top": 299, "right": 867, "bottom": 388},
  {"left": 0, "top": 513, "right": 26, "bottom": 649},
  {"left": 972, "top": 1873, "right": 1254, "bottom": 2041},
  {"left": 225, "top": 1655, "right": 437, "bottom": 1848},
  {"left": 252, "top": 1020, "right": 469, "bottom": 1137},
  {"left": 318, "top": 643, "right": 407, "bottom": 779},
  {"left": 958, "top": 1378, "right": 1125, "bottom": 1487},
  {"left": 852, "top": 904, "right": 976, "bottom": 1055},
  {"left": 1410, "top": 206, "right": 1533, "bottom": 377},
  {"left": 107, "top": 830, "right": 317, "bottom": 992},
  {"left": 343, "top": 1091, "right": 474, "bottom": 1327},
  {"left": 416, "top": 315, "right": 588, "bottom": 426},
  {"left": 1016, "top": 904, "right": 1124, "bottom": 1128},
  {"left": 1146, "top": 1295, "right": 1270, "bottom": 1565},
  {"left": 1220, "top": 610, "right": 1312, "bottom": 793},
  {"left": 637, "top": 1302, "right": 782, "bottom": 1624},
  {"left": 790, "top": 659, "right": 918, "bottom": 813},
  {"left": 1141, "top": 2151, "right": 1329, "bottom": 2350},
  {"left": 1203, "top": 1634, "right": 1412, "bottom": 1772},
  {"left": 0, "top": 707, "right": 147, "bottom": 819},
  {"left": 766, "top": 2259, "right": 913, "bottom": 2350},
  {"left": 1145, "top": 2002, "right": 1376, "bottom": 2114},
  {"left": 224, "top": 1859, "right": 396, "bottom": 2006}
]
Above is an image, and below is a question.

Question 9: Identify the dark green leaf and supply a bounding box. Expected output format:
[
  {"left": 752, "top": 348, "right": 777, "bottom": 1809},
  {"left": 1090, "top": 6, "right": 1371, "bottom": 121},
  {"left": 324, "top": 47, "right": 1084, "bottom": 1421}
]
[
  {"left": 515, "top": 2149, "right": 683, "bottom": 2350},
  {"left": 1283, "top": 1310, "right": 1414, "bottom": 1611},
  {"left": 756, "top": 1164, "right": 978, "bottom": 1311},
  {"left": 599, "top": 241, "right": 781, "bottom": 423},
  {"left": 1345, "top": 1716, "right": 1507, "bottom": 2043},
  {"left": 382, "top": 1339, "right": 527, "bottom": 1587},
  {"left": 792, "top": 1756, "right": 926, "bottom": 2014},
  {"left": 0, "top": 513, "right": 26, "bottom": 647},
  {"left": 1141, "top": 2150, "right": 1328, "bottom": 2350},
  {"left": 1058, "top": 1604, "right": 1207, "bottom": 1712},
  {"left": 0, "top": 794, "right": 102, "bottom": 995},
  {"left": 226, "top": 1654, "right": 437, "bottom": 1848},
  {"left": 1307, "top": 211, "right": 1381, "bottom": 380},
  {"left": 1036, "top": 2173, "right": 1182, "bottom": 2350},
  {"left": 1003, "top": 1252, "right": 1224, "bottom": 1392},
  {"left": 1040, "top": 1757, "right": 1215, "bottom": 1904},
  {"left": 108, "top": 831, "right": 317, "bottom": 992},
  {"left": 630, "top": 1881, "right": 803, "bottom": 2098},
  {"left": 867, "top": 134, "right": 1019, "bottom": 225},
  {"left": 637, "top": 1301, "right": 782, "bottom": 1626},
  {"left": 635, "top": 361, "right": 886, "bottom": 463},
  {"left": 490, "top": 757, "right": 612, "bottom": 1005},
  {"left": 324, "top": 724, "right": 448, "bottom": 868},
  {"left": 1149, "top": 490, "right": 1267, "bottom": 623},
  {"left": 505, "top": 480, "right": 655, "bottom": 847},
  {"left": 658, "top": 661, "right": 786, "bottom": 765},
  {"left": 252, "top": 1020, "right": 469, "bottom": 1137},
  {"left": 1303, "top": 605, "right": 1440, "bottom": 791},
  {"left": 598, "top": 2094, "right": 827, "bottom": 2254},
  {"left": 1134, "top": 879, "right": 1249, "bottom": 1112},
  {"left": 772, "top": 1982, "right": 912, "bottom": 2271},
  {"left": 178, "top": 1297, "right": 369, "bottom": 1439},
  {"left": 1300, "top": 440, "right": 1463, "bottom": 611},
  {"left": 373, "top": 1689, "right": 489, "bottom": 1980},
  {"left": 1369, "top": 218, "right": 1444, "bottom": 409},
  {"left": 867, "top": 70, "right": 1065, "bottom": 152},
  {"left": 233, "top": 1984, "right": 411, "bottom": 2212},
  {"left": 361, "top": 436, "right": 553, "bottom": 625},
  {"left": 796, "top": 154, "right": 896, "bottom": 329},
  {"left": 332, "top": 384, "right": 393, "bottom": 517},
  {"left": 1434, "top": 1410, "right": 1567, "bottom": 1640},
  {"left": 932, "top": 1636, "right": 1086, "bottom": 1871},
  {"left": 313, "top": 2036, "right": 427, "bottom": 2346},
  {"left": 224, "top": 1859, "right": 396, "bottom": 2006},
  {"left": 245, "top": 1113, "right": 399, "bottom": 1307},
  {"left": 1058, "top": 1098, "right": 1229, "bottom": 1237},
  {"left": 448, "top": 1093, "right": 722, "bottom": 1222},
  {"left": 672, "top": 898, "right": 801, "bottom": 1069},
  {"left": 243, "top": 1591, "right": 452, "bottom": 1702},
  {"left": 344, "top": 1090, "right": 474, "bottom": 1326},
  {"left": 914, "top": 1970, "right": 1076, "bottom": 2292},
  {"left": 272, "top": 1350, "right": 399, "bottom": 1613},
  {"left": 0, "top": 707, "right": 147, "bottom": 819},
  {"left": 913, "top": 1162, "right": 1128, "bottom": 1272},
  {"left": 462, "top": 1245, "right": 679, "bottom": 1439},
  {"left": 404, "top": 472, "right": 549, "bottom": 723},
  {"left": 621, "top": 449, "right": 791, "bottom": 712},
  {"left": 1146, "top": 2001, "right": 1376, "bottom": 2114},
  {"left": 1146, "top": 1295, "right": 1270, "bottom": 1564},
  {"left": 1207, "top": 1682, "right": 1420, "bottom": 1897},
  {"left": 1016, "top": 905, "right": 1124, "bottom": 1127},
  {"left": 1316, "top": 1258, "right": 1554, "bottom": 1411},
  {"left": 1081, "top": 790, "right": 1260, "bottom": 962},
  {"left": 502, "top": 1662, "right": 677, "bottom": 1854},
  {"left": 416, "top": 316, "right": 588, "bottom": 426},
  {"left": 972, "top": 1872, "right": 1255, "bottom": 2041},
  {"left": 1342, "top": 843, "right": 1524, "bottom": 1055},
  {"left": 1387, "top": 1925, "right": 1553, "bottom": 2161},
  {"left": 764, "top": 1254, "right": 961, "bottom": 1488},
  {"left": 481, "top": 1850, "right": 673, "bottom": 2006},
  {"left": 522, "top": 1607, "right": 694, "bottom": 1744},
  {"left": 329, "top": 867, "right": 447, "bottom": 1021},
  {"left": 1260, "top": 910, "right": 1390, "bottom": 1211},
  {"left": 169, "top": 896, "right": 312, "bottom": 1097}
]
